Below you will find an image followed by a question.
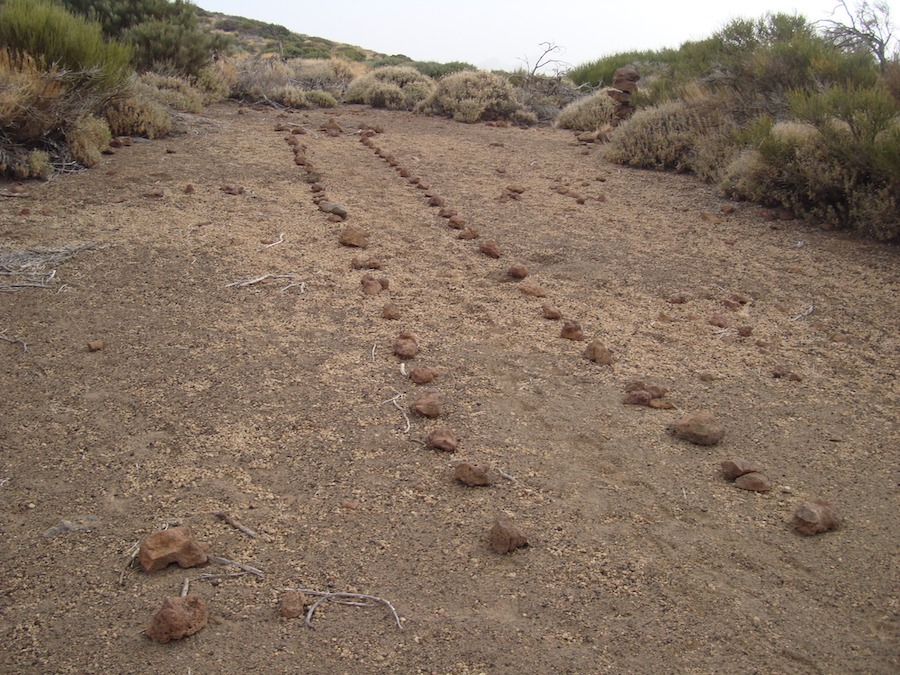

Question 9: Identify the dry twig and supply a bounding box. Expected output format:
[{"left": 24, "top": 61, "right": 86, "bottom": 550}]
[
  {"left": 181, "top": 572, "right": 249, "bottom": 596},
  {"left": 225, "top": 273, "right": 301, "bottom": 288},
  {"left": 280, "top": 588, "right": 403, "bottom": 630},
  {"left": 0, "top": 243, "right": 101, "bottom": 292},
  {"left": 213, "top": 511, "right": 258, "bottom": 538},
  {"left": 0, "top": 330, "right": 27, "bottom": 352},
  {"left": 383, "top": 392, "right": 411, "bottom": 433},
  {"left": 263, "top": 233, "right": 285, "bottom": 248},
  {"left": 790, "top": 305, "right": 814, "bottom": 321},
  {"left": 118, "top": 541, "right": 140, "bottom": 585},
  {"left": 207, "top": 555, "right": 264, "bottom": 577},
  {"left": 498, "top": 469, "right": 518, "bottom": 483}
]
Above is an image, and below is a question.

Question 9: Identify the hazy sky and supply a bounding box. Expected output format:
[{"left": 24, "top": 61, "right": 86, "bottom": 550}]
[{"left": 198, "top": 1, "right": 885, "bottom": 70}]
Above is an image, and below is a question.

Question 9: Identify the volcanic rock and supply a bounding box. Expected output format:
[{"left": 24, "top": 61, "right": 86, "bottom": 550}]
[
  {"left": 720, "top": 459, "right": 763, "bottom": 480},
  {"left": 410, "top": 391, "right": 442, "bottom": 418},
  {"left": 734, "top": 472, "right": 772, "bottom": 492},
  {"left": 454, "top": 462, "right": 495, "bottom": 487},
  {"left": 561, "top": 321, "right": 584, "bottom": 341},
  {"left": 793, "top": 499, "right": 842, "bottom": 535},
  {"left": 410, "top": 367, "right": 437, "bottom": 384},
  {"left": 393, "top": 331, "right": 418, "bottom": 359},
  {"left": 146, "top": 595, "right": 208, "bottom": 643},
  {"left": 490, "top": 514, "right": 528, "bottom": 554},
  {"left": 584, "top": 339, "right": 613, "bottom": 364},
  {"left": 279, "top": 591, "right": 307, "bottom": 619},
  {"left": 339, "top": 225, "right": 369, "bottom": 248},
  {"left": 425, "top": 427, "right": 457, "bottom": 452},
  {"left": 479, "top": 241, "right": 501, "bottom": 259},
  {"left": 542, "top": 304, "right": 562, "bottom": 320},
  {"left": 672, "top": 412, "right": 724, "bottom": 446},
  {"left": 139, "top": 526, "right": 208, "bottom": 573}
]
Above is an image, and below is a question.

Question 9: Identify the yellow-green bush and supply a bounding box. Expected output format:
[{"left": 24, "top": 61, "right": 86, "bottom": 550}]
[
  {"left": 66, "top": 114, "right": 111, "bottom": 167},
  {"left": 104, "top": 90, "right": 172, "bottom": 138},
  {"left": 233, "top": 57, "right": 293, "bottom": 100},
  {"left": 268, "top": 85, "right": 308, "bottom": 108},
  {"left": 345, "top": 66, "right": 435, "bottom": 110},
  {"left": 556, "top": 89, "right": 618, "bottom": 131},
  {"left": 194, "top": 61, "right": 235, "bottom": 104},
  {"left": 306, "top": 90, "right": 338, "bottom": 107},
  {"left": 289, "top": 57, "right": 365, "bottom": 97},
  {"left": 140, "top": 72, "right": 202, "bottom": 113},
  {"left": 417, "top": 70, "right": 523, "bottom": 123},
  {"left": 605, "top": 96, "right": 734, "bottom": 174},
  {"left": 0, "top": 148, "right": 52, "bottom": 179}
]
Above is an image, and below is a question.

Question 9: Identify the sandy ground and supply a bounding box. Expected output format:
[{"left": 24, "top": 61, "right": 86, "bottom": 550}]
[{"left": 0, "top": 102, "right": 897, "bottom": 673}]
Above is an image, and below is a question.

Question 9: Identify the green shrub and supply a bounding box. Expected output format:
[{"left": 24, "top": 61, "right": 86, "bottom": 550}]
[
  {"left": 0, "top": 0, "right": 132, "bottom": 93},
  {"left": 345, "top": 66, "right": 435, "bottom": 110},
  {"left": 104, "top": 89, "right": 172, "bottom": 138},
  {"left": 194, "top": 61, "right": 234, "bottom": 104},
  {"left": 0, "top": 148, "right": 52, "bottom": 179},
  {"left": 411, "top": 61, "right": 476, "bottom": 78},
  {"left": 417, "top": 70, "right": 523, "bottom": 123},
  {"left": 288, "top": 58, "right": 364, "bottom": 97},
  {"left": 719, "top": 86, "right": 899, "bottom": 241},
  {"left": 66, "top": 114, "right": 111, "bottom": 166},
  {"left": 556, "top": 90, "right": 618, "bottom": 130},
  {"left": 233, "top": 57, "right": 292, "bottom": 100}
]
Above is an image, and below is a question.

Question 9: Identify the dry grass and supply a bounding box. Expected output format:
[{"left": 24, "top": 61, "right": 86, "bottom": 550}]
[
  {"left": 556, "top": 90, "right": 618, "bottom": 131},
  {"left": 417, "top": 70, "right": 523, "bottom": 123}
]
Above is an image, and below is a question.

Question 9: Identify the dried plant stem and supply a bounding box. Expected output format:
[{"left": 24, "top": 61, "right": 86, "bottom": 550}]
[
  {"left": 181, "top": 572, "right": 249, "bottom": 596},
  {"left": 207, "top": 555, "right": 264, "bottom": 577},
  {"left": 263, "top": 233, "right": 285, "bottom": 248},
  {"left": 790, "top": 305, "right": 814, "bottom": 321},
  {"left": 118, "top": 542, "right": 140, "bottom": 586},
  {"left": 383, "top": 392, "right": 411, "bottom": 433},
  {"left": 280, "top": 588, "right": 402, "bottom": 630},
  {"left": 226, "top": 273, "right": 301, "bottom": 288},
  {"left": 213, "top": 511, "right": 258, "bottom": 538},
  {"left": 0, "top": 331, "right": 27, "bottom": 352}
]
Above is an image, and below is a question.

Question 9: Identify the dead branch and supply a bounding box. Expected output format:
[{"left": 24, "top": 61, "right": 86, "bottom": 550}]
[
  {"left": 213, "top": 511, "right": 258, "bottom": 538},
  {"left": 0, "top": 330, "right": 27, "bottom": 352},
  {"left": 280, "top": 280, "right": 306, "bottom": 293},
  {"left": 383, "top": 392, "right": 411, "bottom": 433},
  {"left": 280, "top": 588, "right": 402, "bottom": 630},
  {"left": 181, "top": 572, "right": 249, "bottom": 596},
  {"left": 498, "top": 469, "right": 518, "bottom": 483},
  {"left": 225, "top": 273, "right": 301, "bottom": 288},
  {"left": 207, "top": 555, "right": 265, "bottom": 577},
  {"left": 0, "top": 191, "right": 28, "bottom": 198},
  {"left": 263, "top": 233, "right": 285, "bottom": 248},
  {"left": 118, "top": 542, "right": 140, "bottom": 586},
  {"left": 790, "top": 305, "right": 815, "bottom": 321},
  {"left": 0, "top": 243, "right": 101, "bottom": 292}
]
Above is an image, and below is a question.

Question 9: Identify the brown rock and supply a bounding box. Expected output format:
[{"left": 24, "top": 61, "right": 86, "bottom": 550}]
[
  {"left": 698, "top": 372, "right": 718, "bottom": 382},
  {"left": 560, "top": 321, "right": 584, "bottom": 341},
  {"left": 583, "top": 339, "right": 613, "bottom": 364},
  {"left": 479, "top": 241, "right": 501, "bottom": 259},
  {"left": 734, "top": 472, "right": 772, "bottom": 492},
  {"left": 279, "top": 591, "right": 307, "bottom": 619},
  {"left": 428, "top": 196, "right": 446, "bottom": 207},
  {"left": 417, "top": 181, "right": 431, "bottom": 190},
  {"left": 454, "top": 462, "right": 495, "bottom": 487},
  {"left": 542, "top": 304, "right": 562, "bottom": 320},
  {"left": 490, "top": 514, "right": 528, "bottom": 554},
  {"left": 672, "top": 412, "right": 724, "bottom": 446},
  {"left": 398, "top": 167, "right": 410, "bottom": 177},
  {"left": 519, "top": 284, "right": 546, "bottom": 298},
  {"left": 220, "top": 185, "right": 244, "bottom": 195},
  {"left": 649, "top": 398, "right": 675, "bottom": 409},
  {"left": 377, "top": 278, "right": 389, "bottom": 290},
  {"left": 339, "top": 225, "right": 368, "bottom": 248},
  {"left": 184, "top": 184, "right": 195, "bottom": 194},
  {"left": 458, "top": 228, "right": 480, "bottom": 240},
  {"left": 793, "top": 499, "right": 842, "bottom": 535},
  {"left": 737, "top": 326, "right": 753, "bottom": 337},
  {"left": 668, "top": 294, "right": 688, "bottom": 304},
  {"left": 382, "top": 302, "right": 400, "bottom": 320},
  {"left": 708, "top": 314, "right": 729, "bottom": 328},
  {"left": 720, "top": 459, "right": 763, "bottom": 480},
  {"left": 327, "top": 214, "right": 344, "bottom": 223},
  {"left": 410, "top": 391, "right": 442, "bottom": 418},
  {"left": 425, "top": 427, "right": 458, "bottom": 452},
  {"left": 508, "top": 264, "right": 528, "bottom": 280},
  {"left": 438, "top": 207, "right": 457, "bottom": 218},
  {"left": 625, "top": 380, "right": 667, "bottom": 399},
  {"left": 393, "top": 331, "right": 418, "bottom": 359},
  {"left": 409, "top": 367, "right": 437, "bottom": 384},
  {"left": 138, "top": 526, "right": 208, "bottom": 573},
  {"left": 86, "top": 340, "right": 105, "bottom": 352},
  {"left": 361, "top": 277, "right": 382, "bottom": 295},
  {"left": 447, "top": 215, "right": 466, "bottom": 229},
  {"left": 623, "top": 390, "right": 653, "bottom": 406},
  {"left": 320, "top": 118, "right": 343, "bottom": 136},
  {"left": 146, "top": 595, "right": 208, "bottom": 643}
]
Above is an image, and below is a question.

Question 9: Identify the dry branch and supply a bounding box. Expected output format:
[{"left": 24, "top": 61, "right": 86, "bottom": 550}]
[
  {"left": 225, "top": 273, "right": 302, "bottom": 288},
  {"left": 280, "top": 588, "right": 403, "bottom": 630},
  {"left": 383, "top": 392, "right": 411, "bottom": 433},
  {"left": 213, "top": 511, "right": 258, "bottom": 538},
  {"left": 0, "top": 243, "right": 101, "bottom": 292},
  {"left": 207, "top": 555, "right": 264, "bottom": 577}
]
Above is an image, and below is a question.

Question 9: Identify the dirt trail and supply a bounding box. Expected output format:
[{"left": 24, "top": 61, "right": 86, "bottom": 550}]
[{"left": 0, "top": 103, "right": 897, "bottom": 673}]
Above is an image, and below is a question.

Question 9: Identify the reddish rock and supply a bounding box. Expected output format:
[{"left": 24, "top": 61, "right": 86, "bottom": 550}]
[
  {"left": 428, "top": 196, "right": 446, "bottom": 207},
  {"left": 447, "top": 215, "right": 466, "bottom": 229},
  {"left": 623, "top": 390, "right": 653, "bottom": 406},
  {"left": 393, "top": 331, "right": 418, "bottom": 359},
  {"left": 361, "top": 277, "right": 383, "bottom": 295},
  {"left": 793, "top": 499, "right": 842, "bottom": 535},
  {"left": 454, "top": 462, "right": 495, "bottom": 486},
  {"left": 542, "top": 304, "right": 562, "bottom": 320},
  {"left": 720, "top": 459, "right": 763, "bottom": 480},
  {"left": 410, "top": 391, "right": 442, "bottom": 418},
  {"left": 139, "top": 527, "right": 208, "bottom": 573},
  {"left": 145, "top": 595, "right": 208, "bottom": 643},
  {"left": 184, "top": 184, "right": 195, "bottom": 194},
  {"left": 506, "top": 184, "right": 525, "bottom": 194},
  {"left": 625, "top": 380, "right": 667, "bottom": 400},
  {"left": 280, "top": 591, "right": 307, "bottom": 619},
  {"left": 327, "top": 214, "right": 344, "bottom": 223},
  {"left": 584, "top": 339, "right": 613, "bottom": 364},
  {"left": 479, "top": 241, "right": 501, "bottom": 259},
  {"left": 519, "top": 284, "right": 547, "bottom": 298},
  {"left": 649, "top": 398, "right": 675, "bottom": 409},
  {"left": 409, "top": 367, "right": 437, "bottom": 384},
  {"left": 507, "top": 264, "right": 528, "bottom": 280},
  {"left": 734, "top": 472, "right": 772, "bottom": 492},
  {"left": 382, "top": 302, "right": 400, "bottom": 320},
  {"left": 458, "top": 228, "right": 480, "bottom": 240},
  {"left": 377, "top": 277, "right": 390, "bottom": 290},
  {"left": 737, "top": 326, "right": 753, "bottom": 337},
  {"left": 490, "top": 514, "right": 528, "bottom": 554},
  {"left": 339, "top": 225, "right": 369, "bottom": 248},
  {"left": 560, "top": 321, "right": 584, "bottom": 341},
  {"left": 668, "top": 294, "right": 688, "bottom": 304},
  {"left": 708, "top": 314, "right": 729, "bottom": 328},
  {"left": 438, "top": 207, "right": 458, "bottom": 218},
  {"left": 398, "top": 168, "right": 410, "bottom": 177},
  {"left": 425, "top": 427, "right": 458, "bottom": 452},
  {"left": 672, "top": 412, "right": 724, "bottom": 446}
]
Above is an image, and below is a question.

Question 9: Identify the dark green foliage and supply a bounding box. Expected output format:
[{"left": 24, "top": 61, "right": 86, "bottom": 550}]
[
  {"left": 58, "top": 0, "right": 230, "bottom": 76},
  {"left": 0, "top": 0, "right": 132, "bottom": 91},
  {"left": 410, "top": 61, "right": 476, "bottom": 78}
]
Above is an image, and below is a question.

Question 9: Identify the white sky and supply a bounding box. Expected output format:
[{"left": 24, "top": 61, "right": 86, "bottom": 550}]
[{"left": 198, "top": 1, "right": 893, "bottom": 71}]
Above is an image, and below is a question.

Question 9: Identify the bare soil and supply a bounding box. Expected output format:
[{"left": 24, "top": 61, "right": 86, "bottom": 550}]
[{"left": 1, "top": 103, "right": 897, "bottom": 673}]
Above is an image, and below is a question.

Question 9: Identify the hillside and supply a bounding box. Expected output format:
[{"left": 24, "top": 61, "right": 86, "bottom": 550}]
[{"left": 196, "top": 6, "right": 394, "bottom": 61}]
